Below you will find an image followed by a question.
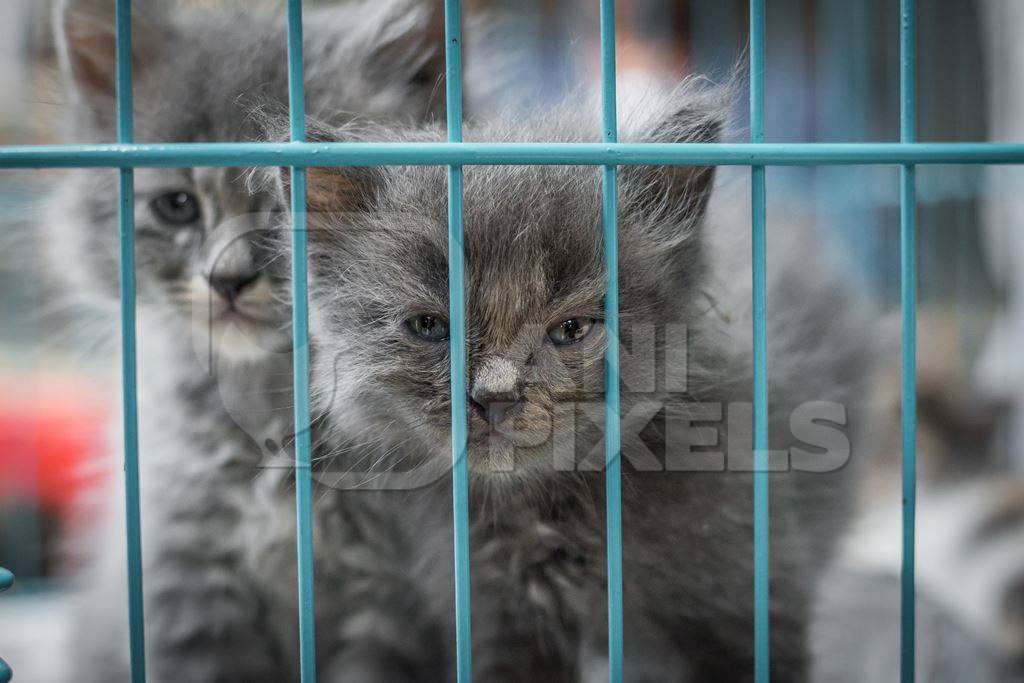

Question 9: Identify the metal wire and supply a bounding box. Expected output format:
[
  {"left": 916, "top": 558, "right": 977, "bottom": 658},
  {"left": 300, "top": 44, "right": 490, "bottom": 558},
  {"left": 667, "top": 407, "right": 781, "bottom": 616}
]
[
  {"left": 444, "top": 1, "right": 473, "bottom": 681},
  {"left": 115, "top": 0, "right": 146, "bottom": 679},
  {"left": 599, "top": 1, "right": 624, "bottom": 680},
  {"left": 0, "top": 567, "right": 13, "bottom": 682},
  {"left": 285, "top": 0, "right": 317, "bottom": 680},
  {"left": 900, "top": 0, "right": 918, "bottom": 680},
  {"left": 2, "top": 142, "right": 1022, "bottom": 168},
  {"left": 750, "top": 0, "right": 769, "bottom": 679}
]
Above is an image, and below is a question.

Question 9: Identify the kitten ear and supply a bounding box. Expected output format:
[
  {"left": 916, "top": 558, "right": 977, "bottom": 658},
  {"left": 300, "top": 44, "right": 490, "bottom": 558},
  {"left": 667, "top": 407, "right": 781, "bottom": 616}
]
[
  {"left": 621, "top": 90, "right": 727, "bottom": 226},
  {"left": 252, "top": 117, "right": 379, "bottom": 220},
  {"left": 278, "top": 165, "right": 378, "bottom": 218},
  {"left": 274, "top": 164, "right": 379, "bottom": 257},
  {"left": 365, "top": 0, "right": 446, "bottom": 110},
  {"left": 273, "top": 120, "right": 380, "bottom": 219},
  {"left": 56, "top": 0, "right": 167, "bottom": 118}
]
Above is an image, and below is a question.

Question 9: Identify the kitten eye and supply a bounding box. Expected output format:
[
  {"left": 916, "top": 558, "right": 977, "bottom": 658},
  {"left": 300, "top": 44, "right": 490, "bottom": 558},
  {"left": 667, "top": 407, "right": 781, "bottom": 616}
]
[
  {"left": 406, "top": 314, "right": 450, "bottom": 342},
  {"left": 547, "top": 317, "right": 596, "bottom": 346},
  {"left": 151, "top": 191, "right": 201, "bottom": 225}
]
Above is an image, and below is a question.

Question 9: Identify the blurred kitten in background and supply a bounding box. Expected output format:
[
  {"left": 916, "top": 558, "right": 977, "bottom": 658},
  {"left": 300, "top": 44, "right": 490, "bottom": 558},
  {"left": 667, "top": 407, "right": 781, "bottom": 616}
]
[
  {"left": 41, "top": 0, "right": 451, "bottom": 681},
  {"left": 815, "top": 313, "right": 1024, "bottom": 682}
]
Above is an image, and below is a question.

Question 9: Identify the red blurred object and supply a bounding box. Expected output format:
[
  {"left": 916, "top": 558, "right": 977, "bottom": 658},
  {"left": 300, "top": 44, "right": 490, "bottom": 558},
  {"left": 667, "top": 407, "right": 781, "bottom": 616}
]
[{"left": 0, "top": 374, "right": 110, "bottom": 523}]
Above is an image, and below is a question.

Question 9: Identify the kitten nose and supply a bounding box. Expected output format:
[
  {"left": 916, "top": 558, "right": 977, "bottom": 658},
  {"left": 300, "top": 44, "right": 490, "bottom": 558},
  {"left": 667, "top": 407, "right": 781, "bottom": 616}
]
[
  {"left": 208, "top": 271, "right": 259, "bottom": 303},
  {"left": 468, "top": 388, "right": 520, "bottom": 427}
]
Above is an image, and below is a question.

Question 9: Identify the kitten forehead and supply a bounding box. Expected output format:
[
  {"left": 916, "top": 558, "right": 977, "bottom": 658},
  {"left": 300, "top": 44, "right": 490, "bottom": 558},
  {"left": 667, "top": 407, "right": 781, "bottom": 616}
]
[
  {"left": 296, "top": 80, "right": 729, "bottom": 353},
  {"left": 133, "top": 168, "right": 192, "bottom": 194},
  {"left": 463, "top": 165, "right": 604, "bottom": 340},
  {"left": 305, "top": 162, "right": 607, "bottom": 349},
  {"left": 372, "top": 163, "right": 605, "bottom": 338}
]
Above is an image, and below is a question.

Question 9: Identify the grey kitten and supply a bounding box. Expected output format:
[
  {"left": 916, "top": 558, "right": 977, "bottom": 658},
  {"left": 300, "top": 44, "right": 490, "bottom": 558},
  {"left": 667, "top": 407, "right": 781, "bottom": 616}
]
[
  {"left": 272, "top": 84, "right": 878, "bottom": 681},
  {"left": 49, "top": 0, "right": 448, "bottom": 680},
  {"left": 51, "top": 0, "right": 445, "bottom": 363}
]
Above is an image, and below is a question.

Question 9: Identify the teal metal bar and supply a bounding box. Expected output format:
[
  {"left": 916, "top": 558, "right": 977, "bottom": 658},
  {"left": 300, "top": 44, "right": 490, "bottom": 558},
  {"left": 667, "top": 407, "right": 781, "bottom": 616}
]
[
  {"left": 0, "top": 566, "right": 13, "bottom": 682},
  {"left": 445, "top": 1, "right": 472, "bottom": 681},
  {"left": 749, "top": 1, "right": 769, "bottom": 682},
  {"left": 3, "top": 143, "right": 1023, "bottom": 169},
  {"left": 599, "top": 1, "right": 623, "bottom": 682},
  {"left": 115, "top": 0, "right": 146, "bottom": 680},
  {"left": 285, "top": 1, "right": 317, "bottom": 681},
  {"left": 900, "top": 0, "right": 917, "bottom": 680}
]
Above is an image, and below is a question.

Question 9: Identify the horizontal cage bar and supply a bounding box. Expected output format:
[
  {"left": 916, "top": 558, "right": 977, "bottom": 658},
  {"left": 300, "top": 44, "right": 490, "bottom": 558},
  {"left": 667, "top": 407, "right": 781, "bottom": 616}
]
[{"left": 1, "top": 142, "right": 1023, "bottom": 169}]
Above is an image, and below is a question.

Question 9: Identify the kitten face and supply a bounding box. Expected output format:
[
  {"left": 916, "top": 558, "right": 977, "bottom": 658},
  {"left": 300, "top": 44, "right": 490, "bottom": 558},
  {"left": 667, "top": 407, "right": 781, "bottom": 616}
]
[
  {"left": 279, "top": 96, "right": 722, "bottom": 481},
  {"left": 53, "top": 0, "right": 445, "bottom": 364},
  {"left": 62, "top": 166, "right": 288, "bottom": 361}
]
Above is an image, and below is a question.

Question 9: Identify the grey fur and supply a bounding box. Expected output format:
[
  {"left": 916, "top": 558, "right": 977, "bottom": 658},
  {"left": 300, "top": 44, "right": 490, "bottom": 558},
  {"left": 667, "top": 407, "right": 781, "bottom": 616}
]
[
  {"left": 812, "top": 569, "right": 1024, "bottom": 682},
  {"left": 273, "top": 82, "right": 880, "bottom": 681},
  {"left": 49, "top": 0, "right": 449, "bottom": 680}
]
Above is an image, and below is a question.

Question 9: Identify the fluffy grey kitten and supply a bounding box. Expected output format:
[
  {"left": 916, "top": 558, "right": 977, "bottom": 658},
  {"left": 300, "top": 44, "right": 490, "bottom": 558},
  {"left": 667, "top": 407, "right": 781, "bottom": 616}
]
[
  {"left": 48, "top": 0, "right": 448, "bottom": 680},
  {"left": 52, "top": 0, "right": 445, "bottom": 363},
  {"left": 272, "top": 84, "right": 879, "bottom": 681}
]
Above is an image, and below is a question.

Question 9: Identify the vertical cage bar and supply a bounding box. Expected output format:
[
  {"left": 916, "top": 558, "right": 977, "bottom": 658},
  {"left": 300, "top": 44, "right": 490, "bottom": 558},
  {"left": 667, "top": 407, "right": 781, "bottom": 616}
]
[
  {"left": 749, "top": 0, "right": 769, "bottom": 681},
  {"left": 115, "top": 0, "right": 146, "bottom": 680},
  {"left": 899, "top": 0, "right": 917, "bottom": 680},
  {"left": 286, "top": 1, "right": 317, "bottom": 680},
  {"left": 599, "top": 1, "right": 624, "bottom": 681},
  {"left": 445, "top": 1, "right": 472, "bottom": 681},
  {"left": 0, "top": 567, "right": 11, "bottom": 682}
]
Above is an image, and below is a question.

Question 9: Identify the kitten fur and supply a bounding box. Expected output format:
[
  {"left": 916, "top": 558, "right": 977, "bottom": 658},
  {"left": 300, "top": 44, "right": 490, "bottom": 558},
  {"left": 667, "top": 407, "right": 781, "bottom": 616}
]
[
  {"left": 816, "top": 328, "right": 1024, "bottom": 681},
  {"left": 49, "top": 0, "right": 449, "bottom": 680},
  {"left": 270, "top": 82, "right": 880, "bottom": 681}
]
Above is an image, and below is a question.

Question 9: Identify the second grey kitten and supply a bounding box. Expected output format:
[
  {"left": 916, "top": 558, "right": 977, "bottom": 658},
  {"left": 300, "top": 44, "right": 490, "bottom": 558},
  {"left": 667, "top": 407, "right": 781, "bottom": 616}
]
[{"left": 48, "top": 0, "right": 449, "bottom": 680}]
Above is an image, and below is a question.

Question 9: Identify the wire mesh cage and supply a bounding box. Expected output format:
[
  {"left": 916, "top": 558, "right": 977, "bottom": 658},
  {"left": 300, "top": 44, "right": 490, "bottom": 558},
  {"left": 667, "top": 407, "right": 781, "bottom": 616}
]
[{"left": 1, "top": 0, "right": 1024, "bottom": 682}]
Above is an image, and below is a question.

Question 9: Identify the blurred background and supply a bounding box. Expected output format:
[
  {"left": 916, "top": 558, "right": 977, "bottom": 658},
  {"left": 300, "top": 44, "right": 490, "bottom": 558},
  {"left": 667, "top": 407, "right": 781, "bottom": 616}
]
[{"left": 0, "top": 0, "right": 1022, "bottom": 680}]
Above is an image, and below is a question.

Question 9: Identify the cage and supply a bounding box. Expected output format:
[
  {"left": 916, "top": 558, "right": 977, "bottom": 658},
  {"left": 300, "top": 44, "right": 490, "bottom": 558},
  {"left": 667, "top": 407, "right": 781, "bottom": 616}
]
[{"left": 0, "top": 0, "right": 1023, "bottom": 681}]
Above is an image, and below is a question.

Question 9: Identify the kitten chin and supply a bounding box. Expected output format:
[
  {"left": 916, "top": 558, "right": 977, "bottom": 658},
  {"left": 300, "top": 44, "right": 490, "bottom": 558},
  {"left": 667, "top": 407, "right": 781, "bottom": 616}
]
[
  {"left": 183, "top": 273, "right": 291, "bottom": 366},
  {"left": 204, "top": 321, "right": 291, "bottom": 366},
  {"left": 186, "top": 313, "right": 292, "bottom": 367}
]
